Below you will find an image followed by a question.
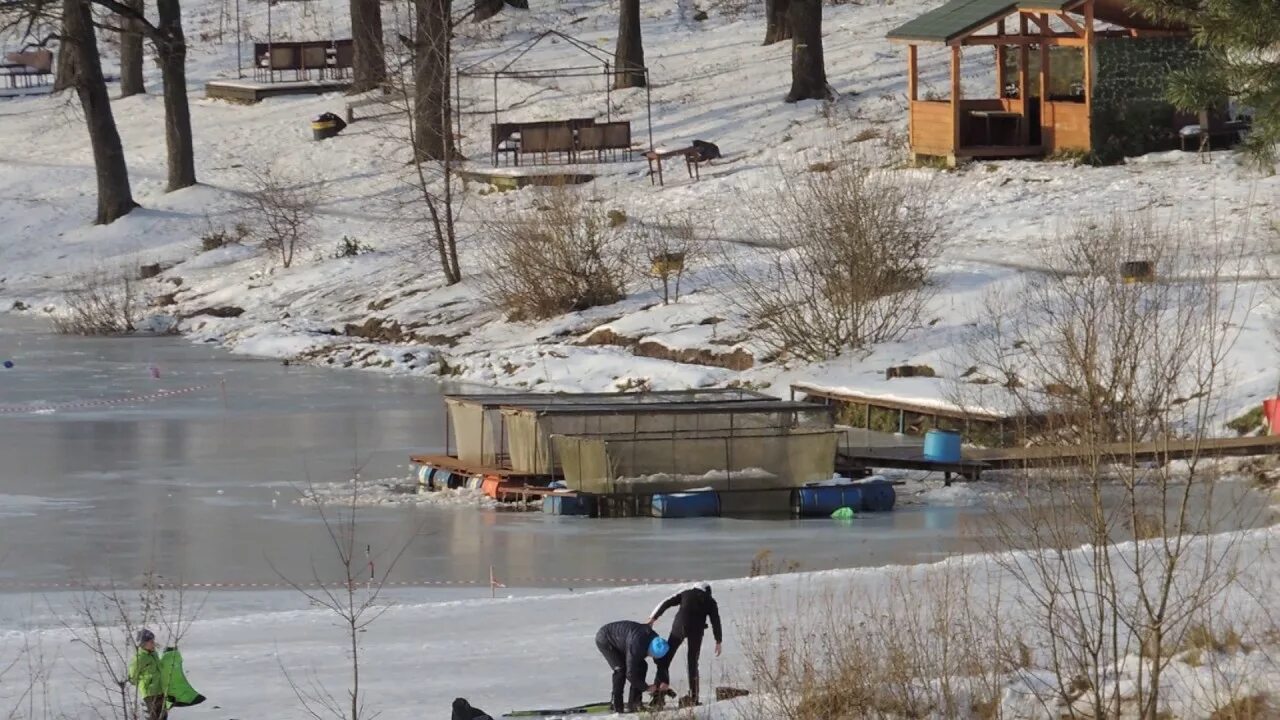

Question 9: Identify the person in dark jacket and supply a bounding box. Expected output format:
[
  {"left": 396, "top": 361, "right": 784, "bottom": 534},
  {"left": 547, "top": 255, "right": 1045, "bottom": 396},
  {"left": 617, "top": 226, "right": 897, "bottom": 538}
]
[
  {"left": 451, "top": 698, "right": 493, "bottom": 720},
  {"left": 647, "top": 583, "right": 722, "bottom": 705},
  {"left": 594, "top": 620, "right": 670, "bottom": 713}
]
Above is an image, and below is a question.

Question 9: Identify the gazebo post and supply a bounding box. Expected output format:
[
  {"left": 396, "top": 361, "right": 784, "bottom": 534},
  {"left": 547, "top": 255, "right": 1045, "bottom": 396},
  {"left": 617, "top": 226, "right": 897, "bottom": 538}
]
[
  {"left": 606, "top": 62, "right": 612, "bottom": 123},
  {"left": 1084, "top": 0, "right": 1095, "bottom": 125},
  {"left": 950, "top": 44, "right": 962, "bottom": 162},
  {"left": 995, "top": 19, "right": 1006, "bottom": 97},
  {"left": 907, "top": 44, "right": 918, "bottom": 101},
  {"left": 1039, "top": 13, "right": 1051, "bottom": 150},
  {"left": 1019, "top": 15, "right": 1031, "bottom": 146}
]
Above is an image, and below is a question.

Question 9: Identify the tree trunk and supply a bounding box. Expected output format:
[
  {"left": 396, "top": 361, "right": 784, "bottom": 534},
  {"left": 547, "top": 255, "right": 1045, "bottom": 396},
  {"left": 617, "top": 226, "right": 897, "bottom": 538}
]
[
  {"left": 785, "top": 0, "right": 829, "bottom": 103},
  {"left": 413, "top": 0, "right": 452, "bottom": 162},
  {"left": 119, "top": 0, "right": 145, "bottom": 96},
  {"left": 473, "top": 0, "right": 502, "bottom": 21},
  {"left": 54, "top": 0, "right": 79, "bottom": 92},
  {"left": 350, "top": 0, "right": 386, "bottom": 92},
  {"left": 156, "top": 0, "right": 196, "bottom": 190},
  {"left": 763, "top": 0, "right": 791, "bottom": 45},
  {"left": 613, "top": 0, "right": 645, "bottom": 89},
  {"left": 66, "top": 0, "right": 137, "bottom": 223}
]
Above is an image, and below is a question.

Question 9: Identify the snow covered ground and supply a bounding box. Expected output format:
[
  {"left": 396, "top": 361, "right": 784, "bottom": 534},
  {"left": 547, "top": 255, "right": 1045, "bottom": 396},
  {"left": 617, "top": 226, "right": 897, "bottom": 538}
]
[
  {"left": 0, "top": 0, "right": 1274, "bottom": 429},
  {"left": 1, "top": 524, "right": 1278, "bottom": 720}
]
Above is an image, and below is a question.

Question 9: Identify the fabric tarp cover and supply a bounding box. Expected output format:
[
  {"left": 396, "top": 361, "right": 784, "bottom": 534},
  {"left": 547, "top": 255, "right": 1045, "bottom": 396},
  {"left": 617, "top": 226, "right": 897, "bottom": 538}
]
[
  {"left": 553, "top": 429, "right": 838, "bottom": 494},
  {"left": 506, "top": 407, "right": 832, "bottom": 474},
  {"left": 158, "top": 648, "right": 206, "bottom": 709},
  {"left": 447, "top": 399, "right": 498, "bottom": 466}
]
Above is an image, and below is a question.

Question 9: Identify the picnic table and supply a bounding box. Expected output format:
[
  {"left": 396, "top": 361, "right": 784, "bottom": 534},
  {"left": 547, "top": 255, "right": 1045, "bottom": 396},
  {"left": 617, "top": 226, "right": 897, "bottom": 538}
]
[{"left": 644, "top": 146, "right": 704, "bottom": 186}]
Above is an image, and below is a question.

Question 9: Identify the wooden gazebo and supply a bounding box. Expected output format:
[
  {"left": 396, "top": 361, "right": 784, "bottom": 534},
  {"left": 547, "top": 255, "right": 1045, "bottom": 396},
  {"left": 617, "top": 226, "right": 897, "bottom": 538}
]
[{"left": 887, "top": 0, "right": 1192, "bottom": 165}]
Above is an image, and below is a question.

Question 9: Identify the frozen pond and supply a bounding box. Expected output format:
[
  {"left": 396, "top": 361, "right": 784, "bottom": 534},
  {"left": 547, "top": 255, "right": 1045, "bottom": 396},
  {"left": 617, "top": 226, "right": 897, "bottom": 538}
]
[{"left": 0, "top": 316, "right": 1140, "bottom": 592}]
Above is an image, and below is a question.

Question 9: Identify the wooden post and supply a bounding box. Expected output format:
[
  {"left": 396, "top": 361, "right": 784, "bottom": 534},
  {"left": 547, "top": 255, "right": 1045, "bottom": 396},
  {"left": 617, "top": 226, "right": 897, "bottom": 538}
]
[
  {"left": 1039, "top": 14, "right": 1051, "bottom": 151},
  {"left": 908, "top": 44, "right": 918, "bottom": 154},
  {"left": 1083, "top": 0, "right": 1095, "bottom": 149},
  {"left": 950, "top": 44, "right": 962, "bottom": 159},
  {"left": 907, "top": 44, "right": 918, "bottom": 101},
  {"left": 1019, "top": 15, "right": 1031, "bottom": 145},
  {"left": 995, "top": 19, "right": 1006, "bottom": 98}
]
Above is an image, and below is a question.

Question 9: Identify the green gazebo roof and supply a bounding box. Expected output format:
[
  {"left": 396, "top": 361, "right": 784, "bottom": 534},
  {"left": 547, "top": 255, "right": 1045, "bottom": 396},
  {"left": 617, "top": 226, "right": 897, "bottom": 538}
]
[{"left": 886, "top": 0, "right": 1075, "bottom": 44}]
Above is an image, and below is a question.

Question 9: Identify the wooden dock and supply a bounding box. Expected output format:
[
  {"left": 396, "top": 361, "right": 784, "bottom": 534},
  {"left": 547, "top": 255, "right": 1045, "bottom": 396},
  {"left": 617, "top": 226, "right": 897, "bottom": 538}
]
[
  {"left": 968, "top": 435, "right": 1280, "bottom": 469},
  {"left": 838, "top": 446, "right": 987, "bottom": 481},
  {"left": 409, "top": 453, "right": 548, "bottom": 481},
  {"left": 206, "top": 78, "right": 351, "bottom": 103}
]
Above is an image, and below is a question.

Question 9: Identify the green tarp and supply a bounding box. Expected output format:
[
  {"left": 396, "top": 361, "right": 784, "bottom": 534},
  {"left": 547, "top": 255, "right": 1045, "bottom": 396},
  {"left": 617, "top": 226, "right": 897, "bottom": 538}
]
[{"left": 159, "top": 648, "right": 206, "bottom": 709}]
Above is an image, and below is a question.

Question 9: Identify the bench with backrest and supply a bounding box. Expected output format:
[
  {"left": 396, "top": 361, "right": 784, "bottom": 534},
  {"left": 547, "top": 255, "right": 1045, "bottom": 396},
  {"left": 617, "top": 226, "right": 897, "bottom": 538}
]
[
  {"left": 1, "top": 49, "right": 53, "bottom": 90},
  {"left": 253, "top": 40, "right": 354, "bottom": 82},
  {"left": 490, "top": 119, "right": 633, "bottom": 166}
]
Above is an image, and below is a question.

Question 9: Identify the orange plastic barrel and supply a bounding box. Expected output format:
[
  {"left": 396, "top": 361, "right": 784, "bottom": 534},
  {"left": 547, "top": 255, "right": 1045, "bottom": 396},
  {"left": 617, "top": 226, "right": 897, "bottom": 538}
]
[{"left": 1265, "top": 397, "right": 1280, "bottom": 436}]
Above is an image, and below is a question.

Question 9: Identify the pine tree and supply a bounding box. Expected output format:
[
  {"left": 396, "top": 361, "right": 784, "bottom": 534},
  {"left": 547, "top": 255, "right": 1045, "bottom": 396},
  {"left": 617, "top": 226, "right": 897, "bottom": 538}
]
[{"left": 1133, "top": 0, "right": 1280, "bottom": 168}]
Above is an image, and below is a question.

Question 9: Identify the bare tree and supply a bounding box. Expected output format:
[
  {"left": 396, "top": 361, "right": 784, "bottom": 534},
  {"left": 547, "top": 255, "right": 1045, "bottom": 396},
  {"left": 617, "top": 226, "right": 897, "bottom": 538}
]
[
  {"left": 64, "top": 0, "right": 139, "bottom": 223},
  {"left": 386, "top": 36, "right": 462, "bottom": 285},
  {"left": 118, "top": 0, "right": 144, "bottom": 97},
  {"left": 53, "top": 8, "right": 79, "bottom": 92},
  {"left": 96, "top": 0, "right": 197, "bottom": 191},
  {"left": 613, "top": 0, "right": 645, "bottom": 89},
  {"left": 724, "top": 157, "right": 938, "bottom": 360},
  {"left": 472, "top": 0, "right": 526, "bottom": 22},
  {"left": 784, "top": 0, "right": 828, "bottom": 102},
  {"left": 763, "top": 0, "right": 790, "bottom": 45},
  {"left": 277, "top": 464, "right": 422, "bottom": 720},
  {"left": 485, "top": 189, "right": 631, "bottom": 320},
  {"left": 960, "top": 217, "right": 1256, "bottom": 720},
  {"left": 413, "top": 0, "right": 452, "bottom": 162},
  {"left": 349, "top": 0, "right": 387, "bottom": 93},
  {"left": 241, "top": 167, "right": 323, "bottom": 269}
]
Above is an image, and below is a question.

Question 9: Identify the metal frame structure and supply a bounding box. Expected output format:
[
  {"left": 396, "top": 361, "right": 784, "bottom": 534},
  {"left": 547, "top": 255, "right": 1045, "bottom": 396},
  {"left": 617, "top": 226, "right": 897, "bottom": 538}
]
[{"left": 454, "top": 29, "right": 655, "bottom": 160}]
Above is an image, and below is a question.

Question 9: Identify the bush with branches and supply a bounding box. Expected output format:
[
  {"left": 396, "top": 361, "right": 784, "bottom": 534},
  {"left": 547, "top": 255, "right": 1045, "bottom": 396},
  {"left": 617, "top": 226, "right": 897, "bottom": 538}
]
[
  {"left": 241, "top": 168, "right": 323, "bottom": 269},
  {"left": 485, "top": 190, "right": 631, "bottom": 321},
  {"left": 726, "top": 157, "right": 939, "bottom": 361},
  {"left": 53, "top": 267, "right": 142, "bottom": 335}
]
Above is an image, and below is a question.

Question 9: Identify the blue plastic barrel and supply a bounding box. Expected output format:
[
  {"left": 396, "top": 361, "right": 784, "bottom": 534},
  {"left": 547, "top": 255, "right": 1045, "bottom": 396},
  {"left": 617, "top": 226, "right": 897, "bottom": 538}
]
[
  {"left": 857, "top": 480, "right": 897, "bottom": 512},
  {"left": 651, "top": 492, "right": 721, "bottom": 518},
  {"left": 793, "top": 486, "right": 864, "bottom": 517},
  {"left": 923, "top": 429, "right": 962, "bottom": 463},
  {"left": 543, "top": 494, "right": 595, "bottom": 516}
]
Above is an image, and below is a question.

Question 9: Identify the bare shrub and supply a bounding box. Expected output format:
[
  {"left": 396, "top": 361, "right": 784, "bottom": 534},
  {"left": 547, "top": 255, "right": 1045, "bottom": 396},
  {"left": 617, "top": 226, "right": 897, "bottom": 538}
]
[
  {"left": 241, "top": 167, "right": 322, "bottom": 269},
  {"left": 275, "top": 463, "right": 422, "bottom": 720},
  {"left": 484, "top": 189, "right": 630, "bottom": 321},
  {"left": 726, "top": 157, "right": 939, "bottom": 360},
  {"left": 635, "top": 217, "right": 702, "bottom": 305},
  {"left": 53, "top": 267, "right": 142, "bottom": 335},
  {"left": 740, "top": 568, "right": 1015, "bottom": 720},
  {"left": 59, "top": 574, "right": 205, "bottom": 720},
  {"left": 957, "top": 216, "right": 1259, "bottom": 720}
]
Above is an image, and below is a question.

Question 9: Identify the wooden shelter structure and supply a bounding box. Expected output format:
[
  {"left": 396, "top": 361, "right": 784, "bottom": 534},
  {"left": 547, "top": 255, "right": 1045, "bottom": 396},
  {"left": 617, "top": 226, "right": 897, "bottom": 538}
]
[
  {"left": 887, "top": 0, "right": 1193, "bottom": 165},
  {"left": 456, "top": 30, "right": 654, "bottom": 166}
]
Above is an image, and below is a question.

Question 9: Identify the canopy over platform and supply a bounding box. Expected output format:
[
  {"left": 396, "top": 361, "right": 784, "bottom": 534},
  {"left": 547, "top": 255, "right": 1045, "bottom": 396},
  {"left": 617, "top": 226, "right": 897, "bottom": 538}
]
[
  {"left": 887, "top": 0, "right": 1186, "bottom": 44},
  {"left": 456, "top": 29, "right": 654, "bottom": 165},
  {"left": 887, "top": 0, "right": 1193, "bottom": 164}
]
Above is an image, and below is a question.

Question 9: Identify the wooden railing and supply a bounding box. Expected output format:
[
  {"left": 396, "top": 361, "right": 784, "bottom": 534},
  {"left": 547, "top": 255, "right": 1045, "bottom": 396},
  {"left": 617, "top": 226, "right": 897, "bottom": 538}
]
[
  {"left": 1043, "top": 100, "right": 1089, "bottom": 152},
  {"left": 909, "top": 100, "right": 954, "bottom": 156}
]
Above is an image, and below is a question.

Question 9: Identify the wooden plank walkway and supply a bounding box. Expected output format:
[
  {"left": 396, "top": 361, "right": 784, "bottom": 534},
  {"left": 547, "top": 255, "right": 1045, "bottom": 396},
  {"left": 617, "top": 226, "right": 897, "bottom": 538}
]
[
  {"left": 408, "top": 453, "right": 549, "bottom": 481},
  {"left": 838, "top": 446, "right": 987, "bottom": 480},
  {"left": 967, "top": 435, "right": 1280, "bottom": 469}
]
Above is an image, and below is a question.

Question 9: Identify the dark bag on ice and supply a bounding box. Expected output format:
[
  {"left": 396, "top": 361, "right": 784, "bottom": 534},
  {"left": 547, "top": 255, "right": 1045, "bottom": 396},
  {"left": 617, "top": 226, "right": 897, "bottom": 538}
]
[{"left": 317, "top": 111, "right": 348, "bottom": 134}]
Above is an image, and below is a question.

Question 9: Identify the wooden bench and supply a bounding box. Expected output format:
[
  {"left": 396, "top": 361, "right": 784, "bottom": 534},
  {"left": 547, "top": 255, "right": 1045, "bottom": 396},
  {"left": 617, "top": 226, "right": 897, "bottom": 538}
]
[
  {"left": 253, "top": 40, "right": 354, "bottom": 83},
  {"left": 644, "top": 146, "right": 703, "bottom": 186},
  {"left": 489, "top": 119, "right": 632, "bottom": 166},
  {"left": 1, "top": 49, "right": 52, "bottom": 90}
]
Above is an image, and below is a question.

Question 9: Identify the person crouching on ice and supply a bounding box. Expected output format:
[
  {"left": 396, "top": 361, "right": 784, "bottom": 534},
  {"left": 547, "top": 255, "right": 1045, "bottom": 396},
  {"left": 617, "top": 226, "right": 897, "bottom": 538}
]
[{"left": 594, "top": 620, "right": 670, "bottom": 713}]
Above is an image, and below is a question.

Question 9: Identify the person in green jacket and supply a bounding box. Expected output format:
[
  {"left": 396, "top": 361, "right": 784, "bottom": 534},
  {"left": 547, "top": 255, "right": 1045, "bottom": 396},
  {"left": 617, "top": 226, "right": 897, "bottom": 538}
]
[{"left": 127, "top": 629, "right": 167, "bottom": 720}]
